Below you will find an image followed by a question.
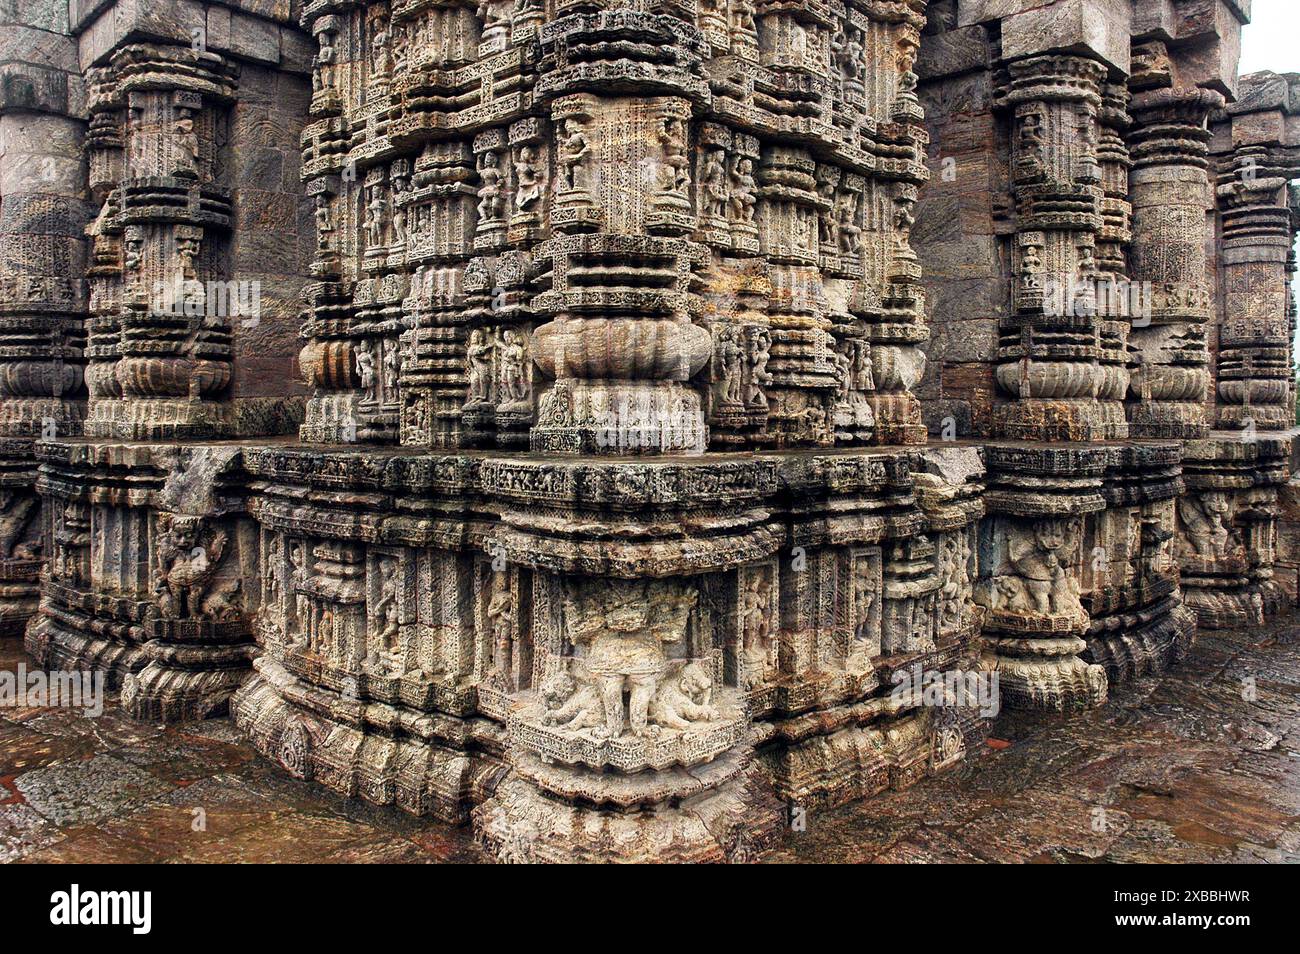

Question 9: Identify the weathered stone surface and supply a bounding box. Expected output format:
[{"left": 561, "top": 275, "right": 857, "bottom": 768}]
[
  {"left": 0, "top": 0, "right": 1297, "bottom": 864},
  {"left": 5, "top": 605, "right": 1300, "bottom": 862}
]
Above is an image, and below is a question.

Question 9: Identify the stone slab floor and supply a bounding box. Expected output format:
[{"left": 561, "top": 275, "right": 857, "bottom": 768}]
[{"left": 4, "top": 611, "right": 1300, "bottom": 863}]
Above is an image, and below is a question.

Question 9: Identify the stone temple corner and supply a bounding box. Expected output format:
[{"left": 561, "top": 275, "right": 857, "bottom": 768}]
[{"left": 2, "top": 0, "right": 1298, "bottom": 862}]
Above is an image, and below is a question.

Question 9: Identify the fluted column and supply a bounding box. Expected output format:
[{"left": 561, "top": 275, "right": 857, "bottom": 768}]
[{"left": 1126, "top": 85, "right": 1222, "bottom": 439}]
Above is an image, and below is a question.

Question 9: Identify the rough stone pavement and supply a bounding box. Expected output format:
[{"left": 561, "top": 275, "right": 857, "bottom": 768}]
[{"left": 3, "top": 609, "right": 1299, "bottom": 863}]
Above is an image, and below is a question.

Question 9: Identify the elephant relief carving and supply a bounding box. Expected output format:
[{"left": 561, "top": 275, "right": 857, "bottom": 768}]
[
  {"left": 559, "top": 578, "right": 713, "bottom": 739},
  {"left": 978, "top": 518, "right": 1081, "bottom": 618}
]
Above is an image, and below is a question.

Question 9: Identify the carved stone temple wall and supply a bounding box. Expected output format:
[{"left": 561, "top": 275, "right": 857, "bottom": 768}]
[
  {"left": 12, "top": 1, "right": 313, "bottom": 719},
  {"left": 917, "top": 1, "right": 1299, "bottom": 692},
  {"left": 3, "top": 0, "right": 1297, "bottom": 862}
]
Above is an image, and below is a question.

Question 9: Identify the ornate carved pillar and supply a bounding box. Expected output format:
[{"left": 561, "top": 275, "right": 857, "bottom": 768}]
[
  {"left": 1179, "top": 69, "right": 1300, "bottom": 628},
  {"left": 1213, "top": 146, "right": 1299, "bottom": 432},
  {"left": 1095, "top": 80, "right": 1135, "bottom": 429},
  {"left": 1125, "top": 75, "right": 1221, "bottom": 439},
  {"left": 82, "top": 44, "right": 241, "bottom": 440},
  {"left": 994, "top": 54, "right": 1124, "bottom": 442},
  {"left": 0, "top": 10, "right": 88, "bottom": 634},
  {"left": 1081, "top": 444, "right": 1194, "bottom": 680},
  {"left": 26, "top": 7, "right": 314, "bottom": 717},
  {"left": 226, "top": 0, "right": 991, "bottom": 863},
  {"left": 976, "top": 446, "right": 1108, "bottom": 710}
]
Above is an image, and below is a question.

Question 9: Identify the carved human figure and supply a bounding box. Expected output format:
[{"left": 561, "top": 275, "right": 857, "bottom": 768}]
[
  {"left": 365, "top": 188, "right": 387, "bottom": 248},
  {"left": 1021, "top": 243, "right": 1043, "bottom": 289},
  {"left": 314, "top": 30, "right": 336, "bottom": 92},
  {"left": 265, "top": 536, "right": 282, "bottom": 603},
  {"left": 514, "top": 145, "right": 544, "bottom": 210},
  {"left": 1017, "top": 110, "right": 1045, "bottom": 173},
  {"left": 290, "top": 543, "right": 311, "bottom": 647},
  {"left": 486, "top": 575, "right": 513, "bottom": 689},
  {"left": 564, "top": 579, "right": 696, "bottom": 739},
  {"left": 477, "top": 150, "right": 505, "bottom": 222},
  {"left": 893, "top": 192, "right": 916, "bottom": 235},
  {"left": 356, "top": 340, "right": 376, "bottom": 390},
  {"left": 175, "top": 233, "right": 200, "bottom": 281},
  {"left": 740, "top": 572, "right": 776, "bottom": 686},
  {"left": 1006, "top": 518, "right": 1080, "bottom": 616},
  {"left": 55, "top": 503, "right": 89, "bottom": 580},
  {"left": 173, "top": 113, "right": 199, "bottom": 177},
  {"left": 817, "top": 171, "right": 839, "bottom": 246},
  {"left": 498, "top": 329, "right": 527, "bottom": 404},
  {"left": 406, "top": 395, "right": 428, "bottom": 441},
  {"left": 832, "top": 24, "right": 864, "bottom": 97},
  {"left": 556, "top": 121, "right": 589, "bottom": 193},
  {"left": 392, "top": 203, "right": 406, "bottom": 245},
  {"left": 717, "top": 328, "right": 744, "bottom": 405},
  {"left": 392, "top": 23, "right": 408, "bottom": 74},
  {"left": 793, "top": 209, "right": 812, "bottom": 250},
  {"left": 1140, "top": 515, "right": 1174, "bottom": 580},
  {"left": 851, "top": 559, "right": 875, "bottom": 643},
  {"left": 467, "top": 328, "right": 494, "bottom": 403},
  {"left": 314, "top": 194, "right": 334, "bottom": 250},
  {"left": 701, "top": 148, "right": 729, "bottom": 219},
  {"left": 859, "top": 340, "right": 875, "bottom": 391},
  {"left": 316, "top": 610, "right": 335, "bottom": 658},
  {"left": 729, "top": 156, "right": 757, "bottom": 224},
  {"left": 938, "top": 534, "right": 967, "bottom": 629},
  {"left": 834, "top": 347, "right": 853, "bottom": 400},
  {"left": 154, "top": 514, "right": 228, "bottom": 619},
  {"left": 373, "top": 572, "right": 400, "bottom": 657},
  {"left": 745, "top": 328, "right": 772, "bottom": 408},
  {"left": 123, "top": 228, "right": 143, "bottom": 273},
  {"left": 1179, "top": 491, "right": 1234, "bottom": 558},
  {"left": 1076, "top": 242, "right": 1096, "bottom": 279},
  {"left": 658, "top": 116, "right": 690, "bottom": 195},
  {"left": 837, "top": 192, "right": 862, "bottom": 253},
  {"left": 371, "top": 21, "right": 392, "bottom": 77},
  {"left": 383, "top": 341, "right": 400, "bottom": 391}
]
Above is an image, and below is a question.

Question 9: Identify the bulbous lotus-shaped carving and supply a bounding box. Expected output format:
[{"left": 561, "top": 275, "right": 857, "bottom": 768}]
[
  {"left": 1217, "top": 378, "right": 1289, "bottom": 406},
  {"left": 1128, "top": 365, "right": 1208, "bottom": 402},
  {"left": 116, "top": 357, "right": 231, "bottom": 399},
  {"left": 299, "top": 339, "right": 360, "bottom": 389},
  {"left": 85, "top": 361, "right": 123, "bottom": 399},
  {"left": 871, "top": 345, "right": 926, "bottom": 392},
  {"left": 1095, "top": 364, "right": 1130, "bottom": 401},
  {"left": 996, "top": 360, "right": 1100, "bottom": 400},
  {"left": 0, "top": 361, "right": 83, "bottom": 399},
  {"left": 531, "top": 317, "right": 711, "bottom": 381}
]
